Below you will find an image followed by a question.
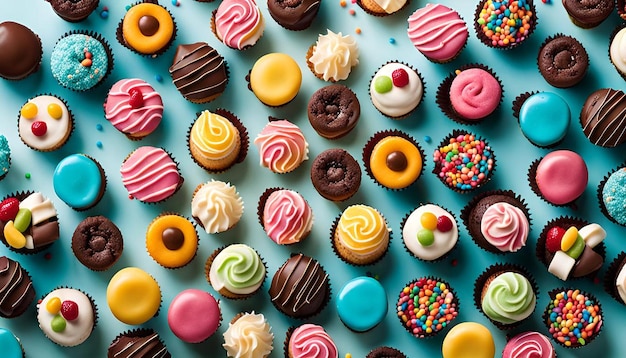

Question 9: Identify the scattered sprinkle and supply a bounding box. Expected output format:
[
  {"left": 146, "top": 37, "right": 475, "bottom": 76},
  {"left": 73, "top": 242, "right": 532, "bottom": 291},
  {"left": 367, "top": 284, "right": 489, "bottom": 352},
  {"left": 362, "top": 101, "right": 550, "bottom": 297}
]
[
  {"left": 340, "top": 0, "right": 347, "bottom": 6},
  {"left": 96, "top": 141, "right": 103, "bottom": 149},
  {"left": 125, "top": 4, "right": 131, "bottom": 11},
  {"left": 424, "top": 135, "right": 431, "bottom": 143},
  {"left": 451, "top": 258, "right": 458, "bottom": 266},
  {"left": 100, "top": 9, "right": 109, "bottom": 19},
  {"left": 345, "top": 354, "right": 352, "bottom": 358},
  {"left": 44, "top": 252, "right": 52, "bottom": 260},
  {"left": 128, "top": 194, "right": 134, "bottom": 200},
  {"left": 355, "top": 27, "right": 361, "bottom": 34},
  {"left": 24, "top": 173, "right": 31, "bottom": 179},
  {"left": 155, "top": 74, "right": 163, "bottom": 83},
  {"left": 349, "top": 9, "right": 355, "bottom": 15},
  {"left": 96, "top": 124, "right": 103, "bottom": 131},
  {"left": 389, "top": 37, "right": 396, "bottom": 44},
  {"left": 171, "top": 0, "right": 180, "bottom": 5}
]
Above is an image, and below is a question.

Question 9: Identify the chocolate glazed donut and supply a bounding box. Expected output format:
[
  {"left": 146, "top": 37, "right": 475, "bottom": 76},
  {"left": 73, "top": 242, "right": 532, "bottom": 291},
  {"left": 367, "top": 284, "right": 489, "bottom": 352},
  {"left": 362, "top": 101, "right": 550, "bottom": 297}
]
[
  {"left": 310, "top": 148, "right": 361, "bottom": 201},
  {"left": 537, "top": 34, "right": 588, "bottom": 88}
]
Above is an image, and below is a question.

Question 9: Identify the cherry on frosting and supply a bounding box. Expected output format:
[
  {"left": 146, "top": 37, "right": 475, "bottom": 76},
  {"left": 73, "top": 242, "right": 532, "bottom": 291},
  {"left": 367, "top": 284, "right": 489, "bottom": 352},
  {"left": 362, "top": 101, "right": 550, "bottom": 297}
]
[
  {"left": 437, "top": 215, "right": 453, "bottom": 232},
  {"left": 60, "top": 300, "right": 79, "bottom": 321},
  {"left": 31, "top": 121, "right": 47, "bottom": 136},
  {"left": 392, "top": 68, "right": 409, "bottom": 87},
  {"left": 0, "top": 197, "right": 20, "bottom": 221},
  {"left": 128, "top": 88, "right": 144, "bottom": 108}
]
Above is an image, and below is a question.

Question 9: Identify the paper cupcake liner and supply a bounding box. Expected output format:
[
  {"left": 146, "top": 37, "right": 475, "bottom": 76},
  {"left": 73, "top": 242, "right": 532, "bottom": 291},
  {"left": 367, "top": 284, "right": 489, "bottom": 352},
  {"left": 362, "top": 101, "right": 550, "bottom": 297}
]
[
  {"left": 0, "top": 257, "right": 35, "bottom": 319},
  {"left": 356, "top": 0, "right": 410, "bottom": 17},
  {"left": 460, "top": 189, "right": 531, "bottom": 255},
  {"left": 210, "top": 9, "right": 263, "bottom": 50},
  {"left": 603, "top": 251, "right": 626, "bottom": 305},
  {"left": 109, "top": 328, "right": 171, "bottom": 357},
  {"left": 542, "top": 287, "right": 603, "bottom": 348},
  {"left": 473, "top": 0, "right": 537, "bottom": 50},
  {"left": 609, "top": 25, "right": 626, "bottom": 82},
  {"left": 436, "top": 64, "right": 504, "bottom": 124},
  {"left": 527, "top": 158, "right": 580, "bottom": 209},
  {"left": 116, "top": 0, "right": 178, "bottom": 58},
  {"left": 596, "top": 163, "right": 626, "bottom": 226},
  {"left": 368, "top": 61, "right": 426, "bottom": 119},
  {"left": 0, "top": 29, "right": 42, "bottom": 81},
  {"left": 204, "top": 244, "right": 267, "bottom": 300},
  {"left": 362, "top": 130, "right": 425, "bottom": 191},
  {"left": 473, "top": 263, "right": 539, "bottom": 330},
  {"left": 329, "top": 210, "right": 392, "bottom": 266},
  {"left": 145, "top": 212, "right": 198, "bottom": 270},
  {"left": 366, "top": 346, "right": 408, "bottom": 358},
  {"left": 17, "top": 93, "right": 75, "bottom": 152},
  {"left": 122, "top": 148, "right": 183, "bottom": 204},
  {"left": 256, "top": 187, "right": 313, "bottom": 245}
]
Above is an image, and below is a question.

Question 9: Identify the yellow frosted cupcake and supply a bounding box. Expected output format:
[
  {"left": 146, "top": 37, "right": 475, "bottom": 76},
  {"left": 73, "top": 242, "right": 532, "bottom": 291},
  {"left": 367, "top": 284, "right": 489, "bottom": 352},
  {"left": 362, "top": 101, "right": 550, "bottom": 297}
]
[
  {"left": 146, "top": 213, "right": 198, "bottom": 269},
  {"left": 332, "top": 204, "right": 391, "bottom": 265}
]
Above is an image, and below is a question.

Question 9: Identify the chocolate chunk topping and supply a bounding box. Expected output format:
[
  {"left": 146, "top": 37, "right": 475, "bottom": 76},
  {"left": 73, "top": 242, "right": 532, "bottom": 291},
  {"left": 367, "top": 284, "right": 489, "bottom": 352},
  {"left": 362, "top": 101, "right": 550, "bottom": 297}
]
[
  {"left": 139, "top": 15, "right": 160, "bottom": 36},
  {"left": 386, "top": 151, "right": 407, "bottom": 172},
  {"left": 162, "top": 227, "right": 184, "bottom": 250}
]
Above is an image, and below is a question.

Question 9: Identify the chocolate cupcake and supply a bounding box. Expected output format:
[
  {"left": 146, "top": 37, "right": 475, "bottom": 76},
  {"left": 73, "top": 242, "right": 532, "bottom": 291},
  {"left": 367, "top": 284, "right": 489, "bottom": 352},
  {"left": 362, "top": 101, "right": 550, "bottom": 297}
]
[
  {"left": 0, "top": 21, "right": 42, "bottom": 80},
  {"left": 267, "top": 0, "right": 321, "bottom": 30},
  {"left": 598, "top": 165, "right": 626, "bottom": 226},
  {"left": 72, "top": 216, "right": 123, "bottom": 271},
  {"left": 562, "top": 0, "right": 613, "bottom": 28},
  {"left": 367, "top": 347, "right": 407, "bottom": 358},
  {"left": 537, "top": 34, "right": 588, "bottom": 88},
  {"left": 45, "top": 0, "right": 99, "bottom": 22},
  {"left": 257, "top": 187, "right": 313, "bottom": 245},
  {"left": 310, "top": 148, "right": 361, "bottom": 201},
  {"left": 336, "top": 276, "right": 387, "bottom": 332},
  {"left": 0, "top": 256, "right": 35, "bottom": 318},
  {"left": 512, "top": 91, "right": 570, "bottom": 148},
  {"left": 579, "top": 88, "right": 626, "bottom": 148},
  {"left": 169, "top": 42, "right": 228, "bottom": 103},
  {"left": 54, "top": 154, "right": 107, "bottom": 211},
  {"left": 604, "top": 252, "right": 626, "bottom": 305},
  {"left": 307, "top": 84, "right": 360, "bottom": 139},
  {"left": 369, "top": 61, "right": 424, "bottom": 119},
  {"left": 117, "top": 0, "right": 177, "bottom": 57},
  {"left": 205, "top": 243, "right": 266, "bottom": 299},
  {"left": 18, "top": 94, "right": 74, "bottom": 152},
  {"left": 527, "top": 150, "right": 588, "bottom": 207},
  {"left": 543, "top": 288, "right": 602, "bottom": 348},
  {"left": 474, "top": 0, "right": 536, "bottom": 49},
  {"left": 108, "top": 328, "right": 171, "bottom": 357},
  {"left": 146, "top": 213, "right": 198, "bottom": 269},
  {"left": 401, "top": 203, "right": 459, "bottom": 262}
]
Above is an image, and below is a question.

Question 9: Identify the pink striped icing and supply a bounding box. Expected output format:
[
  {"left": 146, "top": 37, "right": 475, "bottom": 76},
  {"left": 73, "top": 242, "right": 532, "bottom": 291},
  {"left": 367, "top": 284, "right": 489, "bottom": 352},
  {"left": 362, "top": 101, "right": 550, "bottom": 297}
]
[
  {"left": 407, "top": 4, "right": 468, "bottom": 62},
  {"left": 254, "top": 120, "right": 309, "bottom": 174},
  {"left": 120, "top": 146, "right": 182, "bottom": 203},
  {"left": 502, "top": 331, "right": 555, "bottom": 358},
  {"left": 215, "top": 0, "right": 263, "bottom": 50},
  {"left": 263, "top": 189, "right": 313, "bottom": 245},
  {"left": 104, "top": 79, "right": 163, "bottom": 138},
  {"left": 480, "top": 202, "right": 529, "bottom": 252},
  {"left": 289, "top": 324, "right": 338, "bottom": 358}
]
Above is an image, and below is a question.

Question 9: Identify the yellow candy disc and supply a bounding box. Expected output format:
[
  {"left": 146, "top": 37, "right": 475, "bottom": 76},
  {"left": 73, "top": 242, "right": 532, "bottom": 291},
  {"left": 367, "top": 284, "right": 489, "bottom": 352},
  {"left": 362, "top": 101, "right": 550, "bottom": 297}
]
[
  {"left": 46, "top": 297, "right": 62, "bottom": 314},
  {"left": 3, "top": 221, "right": 26, "bottom": 249},
  {"left": 561, "top": 226, "right": 579, "bottom": 252},
  {"left": 420, "top": 212, "right": 437, "bottom": 231},
  {"left": 47, "top": 103, "right": 63, "bottom": 119},
  {"left": 21, "top": 102, "right": 38, "bottom": 119}
]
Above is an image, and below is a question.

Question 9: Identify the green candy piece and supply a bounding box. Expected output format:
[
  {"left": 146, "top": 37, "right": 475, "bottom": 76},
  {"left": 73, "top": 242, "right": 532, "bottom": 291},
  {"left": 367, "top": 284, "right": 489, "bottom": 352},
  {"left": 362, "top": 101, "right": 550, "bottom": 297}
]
[
  {"left": 565, "top": 235, "right": 585, "bottom": 259},
  {"left": 374, "top": 76, "right": 392, "bottom": 94},
  {"left": 51, "top": 314, "right": 66, "bottom": 332},
  {"left": 13, "top": 208, "right": 31, "bottom": 233},
  {"left": 417, "top": 229, "right": 435, "bottom": 246}
]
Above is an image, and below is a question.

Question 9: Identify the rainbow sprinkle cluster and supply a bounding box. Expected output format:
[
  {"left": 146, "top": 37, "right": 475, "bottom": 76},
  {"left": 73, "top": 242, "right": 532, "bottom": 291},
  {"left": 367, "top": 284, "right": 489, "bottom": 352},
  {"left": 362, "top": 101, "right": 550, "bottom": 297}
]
[
  {"left": 433, "top": 133, "right": 494, "bottom": 190},
  {"left": 546, "top": 289, "right": 602, "bottom": 347},
  {"left": 396, "top": 278, "right": 458, "bottom": 338},
  {"left": 476, "top": 0, "right": 534, "bottom": 47}
]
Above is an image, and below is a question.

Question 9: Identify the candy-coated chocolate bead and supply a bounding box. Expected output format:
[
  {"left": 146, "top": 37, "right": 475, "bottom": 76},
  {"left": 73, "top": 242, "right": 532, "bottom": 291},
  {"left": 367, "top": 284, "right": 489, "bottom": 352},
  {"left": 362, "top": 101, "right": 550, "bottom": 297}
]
[
  {"left": 46, "top": 297, "right": 62, "bottom": 314},
  {"left": 81, "top": 58, "right": 92, "bottom": 67}
]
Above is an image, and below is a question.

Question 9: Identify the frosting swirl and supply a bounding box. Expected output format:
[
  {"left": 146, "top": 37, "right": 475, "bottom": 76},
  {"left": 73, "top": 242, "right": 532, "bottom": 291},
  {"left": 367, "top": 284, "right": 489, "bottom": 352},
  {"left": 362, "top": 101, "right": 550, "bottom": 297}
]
[
  {"left": 616, "top": 262, "right": 626, "bottom": 304},
  {"left": 481, "top": 272, "right": 536, "bottom": 324},
  {"left": 449, "top": 68, "right": 501, "bottom": 120},
  {"left": 611, "top": 28, "right": 626, "bottom": 75},
  {"left": 209, "top": 244, "right": 265, "bottom": 295},
  {"left": 104, "top": 78, "right": 163, "bottom": 138},
  {"left": 337, "top": 205, "right": 389, "bottom": 259},
  {"left": 480, "top": 202, "right": 528, "bottom": 252},
  {"left": 120, "top": 146, "right": 181, "bottom": 203},
  {"left": 263, "top": 189, "right": 313, "bottom": 244},
  {"left": 190, "top": 110, "right": 239, "bottom": 161},
  {"left": 215, "top": 0, "right": 264, "bottom": 50},
  {"left": 407, "top": 4, "right": 468, "bottom": 62},
  {"left": 254, "top": 120, "right": 309, "bottom": 173},
  {"left": 502, "top": 331, "right": 554, "bottom": 358},
  {"left": 223, "top": 312, "right": 273, "bottom": 358},
  {"left": 289, "top": 324, "right": 338, "bottom": 358},
  {"left": 308, "top": 30, "right": 359, "bottom": 81},
  {"left": 191, "top": 180, "right": 243, "bottom": 234}
]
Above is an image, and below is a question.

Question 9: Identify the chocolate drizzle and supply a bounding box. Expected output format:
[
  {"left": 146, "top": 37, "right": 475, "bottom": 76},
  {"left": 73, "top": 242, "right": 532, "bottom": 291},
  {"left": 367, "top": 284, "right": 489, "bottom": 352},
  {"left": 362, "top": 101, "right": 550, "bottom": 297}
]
[
  {"left": 580, "top": 88, "right": 626, "bottom": 148},
  {"left": 0, "top": 256, "right": 35, "bottom": 318},
  {"left": 108, "top": 329, "right": 171, "bottom": 358}
]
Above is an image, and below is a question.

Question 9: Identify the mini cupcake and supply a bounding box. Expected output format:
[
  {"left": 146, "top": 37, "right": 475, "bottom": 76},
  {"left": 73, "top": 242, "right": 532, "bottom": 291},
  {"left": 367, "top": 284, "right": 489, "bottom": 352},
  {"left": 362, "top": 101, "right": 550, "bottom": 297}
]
[
  {"left": 401, "top": 203, "right": 458, "bottom": 262},
  {"left": 117, "top": 0, "right": 176, "bottom": 57},
  {"left": 527, "top": 150, "right": 588, "bottom": 206},
  {"left": 205, "top": 243, "right": 266, "bottom": 299},
  {"left": 0, "top": 328, "right": 24, "bottom": 358},
  {"left": 307, "top": 84, "right": 360, "bottom": 139},
  {"left": 310, "top": 148, "right": 361, "bottom": 201},
  {"left": 37, "top": 287, "right": 97, "bottom": 347},
  {"left": 473, "top": 264, "right": 538, "bottom": 329},
  {"left": 363, "top": 130, "right": 424, "bottom": 190},
  {"left": 107, "top": 267, "right": 161, "bottom": 325},
  {"left": 610, "top": 25, "right": 626, "bottom": 80},
  {"left": 54, "top": 154, "right": 106, "bottom": 211},
  {"left": 536, "top": 217, "right": 606, "bottom": 281},
  {"left": 18, "top": 94, "right": 74, "bottom": 152},
  {"left": 369, "top": 62, "right": 424, "bottom": 119},
  {"left": 211, "top": 0, "right": 264, "bottom": 50},
  {"left": 254, "top": 119, "right": 309, "bottom": 174},
  {"left": 562, "top": 0, "right": 612, "bottom": 28},
  {"left": 191, "top": 180, "right": 244, "bottom": 234},
  {"left": 188, "top": 109, "right": 248, "bottom": 173},
  {"left": 598, "top": 165, "right": 626, "bottom": 226},
  {"left": 267, "top": 0, "right": 321, "bottom": 30},
  {"left": 474, "top": 0, "right": 536, "bottom": 49},
  {"left": 146, "top": 213, "right": 198, "bottom": 269},
  {"left": 167, "top": 289, "right": 221, "bottom": 343},
  {"left": 356, "top": 0, "right": 408, "bottom": 16},
  {"left": 543, "top": 288, "right": 602, "bottom": 348},
  {"left": 580, "top": 88, "right": 626, "bottom": 148},
  {"left": 537, "top": 34, "right": 588, "bottom": 88},
  {"left": 72, "top": 216, "right": 123, "bottom": 271},
  {"left": 396, "top": 277, "right": 459, "bottom": 338},
  {"left": 108, "top": 328, "right": 171, "bottom": 357},
  {"left": 0, "top": 256, "right": 36, "bottom": 318},
  {"left": 502, "top": 331, "right": 555, "bottom": 357},
  {"left": 223, "top": 312, "right": 273, "bottom": 357},
  {"left": 257, "top": 188, "right": 313, "bottom": 245},
  {"left": 442, "top": 322, "right": 495, "bottom": 358},
  {"left": 436, "top": 64, "right": 502, "bottom": 124},
  {"left": 407, "top": 4, "right": 468, "bottom": 63},
  {"left": 269, "top": 253, "right": 331, "bottom": 319},
  {"left": 0, "top": 135, "right": 10, "bottom": 180},
  {"left": 366, "top": 347, "right": 407, "bottom": 358},
  {"left": 461, "top": 190, "right": 531, "bottom": 254},
  {"left": 336, "top": 276, "right": 387, "bottom": 332},
  {"left": 0, "top": 21, "right": 42, "bottom": 80},
  {"left": 50, "top": 30, "right": 113, "bottom": 91},
  {"left": 432, "top": 130, "right": 496, "bottom": 192},
  {"left": 0, "top": 191, "right": 60, "bottom": 254},
  {"left": 512, "top": 91, "right": 570, "bottom": 148},
  {"left": 45, "top": 0, "right": 99, "bottom": 22},
  {"left": 306, "top": 30, "right": 359, "bottom": 82},
  {"left": 331, "top": 204, "right": 391, "bottom": 266},
  {"left": 604, "top": 251, "right": 626, "bottom": 305},
  {"left": 120, "top": 146, "right": 183, "bottom": 203},
  {"left": 248, "top": 53, "right": 302, "bottom": 107},
  {"left": 284, "top": 324, "right": 337, "bottom": 358}
]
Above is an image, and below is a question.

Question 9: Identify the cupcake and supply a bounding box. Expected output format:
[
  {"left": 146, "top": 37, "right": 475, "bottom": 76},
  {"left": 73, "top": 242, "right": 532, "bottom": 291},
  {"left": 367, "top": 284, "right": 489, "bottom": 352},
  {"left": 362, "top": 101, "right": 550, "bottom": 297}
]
[
  {"left": 103, "top": 78, "right": 163, "bottom": 140},
  {"left": 407, "top": 4, "right": 468, "bottom": 63},
  {"left": 267, "top": 0, "right": 321, "bottom": 30},
  {"left": 474, "top": 264, "right": 537, "bottom": 329},
  {"left": 307, "top": 84, "right": 360, "bottom": 139},
  {"left": 356, "top": 0, "right": 408, "bottom": 16},
  {"left": 536, "top": 217, "right": 606, "bottom": 281},
  {"left": 337, "top": 276, "right": 387, "bottom": 332},
  {"left": 432, "top": 131, "right": 495, "bottom": 192},
  {"left": 436, "top": 65, "right": 502, "bottom": 124},
  {"left": 397, "top": 277, "right": 459, "bottom": 338},
  {"left": 169, "top": 42, "right": 229, "bottom": 103},
  {"left": 512, "top": 91, "right": 570, "bottom": 148},
  {"left": 258, "top": 188, "right": 314, "bottom": 245},
  {"left": 168, "top": 289, "right": 221, "bottom": 343},
  {"left": 106, "top": 267, "right": 161, "bottom": 325},
  {"left": 461, "top": 190, "right": 531, "bottom": 254},
  {"left": 53, "top": 154, "right": 106, "bottom": 211},
  {"left": 401, "top": 203, "right": 458, "bottom": 262},
  {"left": 248, "top": 53, "right": 302, "bottom": 107},
  {"left": 284, "top": 324, "right": 337, "bottom": 358},
  {"left": 0, "top": 21, "right": 42, "bottom": 80},
  {"left": 562, "top": 0, "right": 613, "bottom": 28},
  {"left": 442, "top": 322, "right": 495, "bottom": 358},
  {"left": 205, "top": 243, "right": 266, "bottom": 299},
  {"left": 474, "top": 0, "right": 536, "bottom": 49},
  {"left": 188, "top": 109, "right": 248, "bottom": 173},
  {"left": 108, "top": 328, "right": 171, "bottom": 358},
  {"left": 72, "top": 216, "right": 123, "bottom": 271},
  {"left": 306, "top": 30, "right": 359, "bottom": 82},
  {"left": 366, "top": 347, "right": 406, "bottom": 358},
  {"left": 363, "top": 130, "right": 424, "bottom": 190},
  {"left": 369, "top": 62, "right": 424, "bottom": 119},
  {"left": 146, "top": 213, "right": 198, "bottom": 269},
  {"left": 45, "top": 0, "right": 99, "bottom": 22},
  {"left": 537, "top": 34, "right": 588, "bottom": 88},
  {"left": 620, "top": 0, "right": 626, "bottom": 20},
  {"left": 528, "top": 150, "right": 588, "bottom": 206},
  {"left": 18, "top": 94, "right": 74, "bottom": 151},
  {"left": 331, "top": 204, "right": 391, "bottom": 266},
  {"left": 50, "top": 31, "right": 113, "bottom": 91},
  {"left": 269, "top": 253, "right": 330, "bottom": 319},
  {"left": 580, "top": 88, "right": 626, "bottom": 148},
  {"left": 543, "top": 288, "right": 602, "bottom": 347},
  {"left": 604, "top": 251, "right": 626, "bottom": 304},
  {"left": 211, "top": 0, "right": 264, "bottom": 50},
  {"left": 223, "top": 312, "right": 273, "bottom": 358},
  {"left": 117, "top": 1, "right": 176, "bottom": 56},
  {"left": 610, "top": 25, "right": 626, "bottom": 80},
  {"left": 0, "top": 191, "right": 60, "bottom": 254},
  {"left": 598, "top": 166, "right": 626, "bottom": 226},
  {"left": 502, "top": 331, "right": 555, "bottom": 357},
  {"left": 0, "top": 256, "right": 36, "bottom": 318},
  {"left": 254, "top": 119, "right": 309, "bottom": 174},
  {"left": 191, "top": 180, "right": 244, "bottom": 234},
  {"left": 310, "top": 148, "right": 361, "bottom": 201},
  {"left": 0, "top": 134, "right": 10, "bottom": 180},
  {"left": 120, "top": 146, "right": 183, "bottom": 203},
  {"left": 0, "top": 328, "right": 24, "bottom": 358},
  {"left": 37, "top": 287, "right": 97, "bottom": 347}
]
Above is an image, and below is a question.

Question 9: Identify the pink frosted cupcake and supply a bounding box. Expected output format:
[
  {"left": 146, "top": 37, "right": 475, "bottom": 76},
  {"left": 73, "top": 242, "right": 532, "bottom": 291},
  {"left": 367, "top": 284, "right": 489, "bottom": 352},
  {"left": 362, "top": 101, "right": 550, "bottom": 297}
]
[
  {"left": 254, "top": 119, "right": 309, "bottom": 174},
  {"left": 257, "top": 188, "right": 313, "bottom": 245},
  {"left": 502, "top": 331, "right": 556, "bottom": 357},
  {"left": 284, "top": 324, "right": 337, "bottom": 357},
  {"left": 211, "top": 0, "right": 264, "bottom": 50},
  {"left": 407, "top": 4, "right": 468, "bottom": 63}
]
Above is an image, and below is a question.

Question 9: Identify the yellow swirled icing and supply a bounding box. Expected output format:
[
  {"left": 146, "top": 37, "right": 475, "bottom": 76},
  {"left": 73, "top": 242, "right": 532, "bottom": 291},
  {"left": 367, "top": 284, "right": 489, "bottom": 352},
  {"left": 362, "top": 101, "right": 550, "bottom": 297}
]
[
  {"left": 308, "top": 30, "right": 359, "bottom": 82},
  {"left": 190, "top": 110, "right": 240, "bottom": 161},
  {"left": 336, "top": 205, "right": 389, "bottom": 259},
  {"left": 223, "top": 312, "right": 273, "bottom": 358},
  {"left": 191, "top": 180, "right": 244, "bottom": 234}
]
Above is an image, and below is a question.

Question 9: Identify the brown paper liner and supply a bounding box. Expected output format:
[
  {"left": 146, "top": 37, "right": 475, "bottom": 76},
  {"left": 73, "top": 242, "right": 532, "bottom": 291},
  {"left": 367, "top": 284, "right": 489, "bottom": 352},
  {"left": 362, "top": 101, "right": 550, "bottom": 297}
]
[
  {"left": 257, "top": 187, "right": 312, "bottom": 245},
  {"left": 122, "top": 148, "right": 181, "bottom": 204},
  {"left": 366, "top": 346, "right": 408, "bottom": 358},
  {"left": 474, "top": 0, "right": 537, "bottom": 50},
  {"left": 542, "top": 288, "right": 602, "bottom": 348},
  {"left": 204, "top": 244, "right": 267, "bottom": 300},
  {"left": 400, "top": 203, "right": 459, "bottom": 262},
  {"left": 146, "top": 212, "right": 198, "bottom": 270},
  {"left": 368, "top": 61, "right": 425, "bottom": 119},
  {"left": 330, "top": 208, "right": 391, "bottom": 266},
  {"left": 597, "top": 164, "right": 626, "bottom": 226},
  {"left": 17, "top": 93, "right": 75, "bottom": 152},
  {"left": 116, "top": 0, "right": 177, "bottom": 57},
  {"left": 603, "top": 251, "right": 626, "bottom": 305},
  {"left": 109, "top": 328, "right": 171, "bottom": 357}
]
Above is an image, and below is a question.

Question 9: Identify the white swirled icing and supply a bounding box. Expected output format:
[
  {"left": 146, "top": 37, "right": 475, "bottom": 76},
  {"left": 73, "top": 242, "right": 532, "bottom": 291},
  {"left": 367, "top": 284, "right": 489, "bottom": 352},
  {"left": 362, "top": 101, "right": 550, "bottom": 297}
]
[
  {"left": 37, "top": 288, "right": 94, "bottom": 347},
  {"left": 336, "top": 205, "right": 389, "bottom": 259},
  {"left": 104, "top": 78, "right": 163, "bottom": 138},
  {"left": 215, "top": 0, "right": 264, "bottom": 50},
  {"left": 611, "top": 28, "right": 626, "bottom": 75},
  {"left": 263, "top": 189, "right": 313, "bottom": 244},
  {"left": 407, "top": 3, "right": 468, "bottom": 62},
  {"left": 309, "top": 30, "right": 359, "bottom": 82},
  {"left": 209, "top": 244, "right": 265, "bottom": 295},
  {"left": 369, "top": 62, "right": 423, "bottom": 118},
  {"left": 480, "top": 202, "right": 528, "bottom": 252},
  {"left": 254, "top": 120, "right": 309, "bottom": 173},
  {"left": 191, "top": 180, "right": 243, "bottom": 234},
  {"left": 372, "top": 0, "right": 406, "bottom": 14},
  {"left": 223, "top": 312, "right": 273, "bottom": 358},
  {"left": 616, "top": 263, "right": 626, "bottom": 304},
  {"left": 120, "top": 146, "right": 181, "bottom": 203},
  {"left": 503, "top": 331, "right": 555, "bottom": 358},
  {"left": 18, "top": 95, "right": 71, "bottom": 151},
  {"left": 402, "top": 204, "right": 458, "bottom": 261},
  {"left": 289, "top": 324, "right": 338, "bottom": 358}
]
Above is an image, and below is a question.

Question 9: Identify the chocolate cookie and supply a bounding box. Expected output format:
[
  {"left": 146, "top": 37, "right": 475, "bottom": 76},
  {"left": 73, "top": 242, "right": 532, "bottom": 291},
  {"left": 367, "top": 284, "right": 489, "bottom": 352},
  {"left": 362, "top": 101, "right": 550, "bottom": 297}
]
[
  {"left": 537, "top": 34, "right": 588, "bottom": 88},
  {"left": 580, "top": 88, "right": 626, "bottom": 148},
  {"left": 310, "top": 148, "right": 361, "bottom": 201},
  {"left": 72, "top": 216, "right": 123, "bottom": 271},
  {"left": 562, "top": 0, "right": 613, "bottom": 28},
  {"left": 308, "top": 84, "right": 360, "bottom": 139},
  {"left": 0, "top": 22, "right": 42, "bottom": 80},
  {"left": 0, "top": 256, "right": 35, "bottom": 318},
  {"left": 45, "top": 0, "right": 99, "bottom": 22},
  {"left": 267, "top": 0, "right": 321, "bottom": 30}
]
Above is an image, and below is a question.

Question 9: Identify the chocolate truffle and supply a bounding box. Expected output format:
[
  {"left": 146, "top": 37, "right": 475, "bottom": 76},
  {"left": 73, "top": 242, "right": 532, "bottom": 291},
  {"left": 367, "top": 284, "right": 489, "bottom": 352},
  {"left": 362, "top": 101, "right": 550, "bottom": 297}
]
[
  {"left": 310, "top": 148, "right": 361, "bottom": 201},
  {"left": 267, "top": 0, "right": 321, "bottom": 30},
  {"left": 0, "top": 256, "right": 35, "bottom": 318},
  {"left": 108, "top": 329, "right": 171, "bottom": 358},
  {"left": 580, "top": 88, "right": 626, "bottom": 148},
  {"left": 307, "top": 84, "right": 360, "bottom": 139},
  {"left": 0, "top": 22, "right": 42, "bottom": 80},
  {"left": 45, "top": 0, "right": 99, "bottom": 22},
  {"left": 71, "top": 216, "right": 124, "bottom": 271},
  {"left": 538, "top": 34, "right": 588, "bottom": 88}
]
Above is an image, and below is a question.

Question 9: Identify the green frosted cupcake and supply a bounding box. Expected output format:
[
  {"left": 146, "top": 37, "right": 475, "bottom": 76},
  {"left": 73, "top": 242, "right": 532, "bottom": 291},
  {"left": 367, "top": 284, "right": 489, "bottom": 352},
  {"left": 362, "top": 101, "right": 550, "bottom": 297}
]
[{"left": 204, "top": 243, "right": 266, "bottom": 299}]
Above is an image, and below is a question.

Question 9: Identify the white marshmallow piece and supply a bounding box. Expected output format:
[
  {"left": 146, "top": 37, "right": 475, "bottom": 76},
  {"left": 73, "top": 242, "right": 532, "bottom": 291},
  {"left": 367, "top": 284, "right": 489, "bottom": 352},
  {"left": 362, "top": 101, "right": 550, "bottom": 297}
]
[
  {"left": 578, "top": 224, "right": 606, "bottom": 248},
  {"left": 548, "top": 250, "right": 576, "bottom": 281},
  {"left": 19, "top": 192, "right": 44, "bottom": 209},
  {"left": 28, "top": 199, "right": 57, "bottom": 225}
]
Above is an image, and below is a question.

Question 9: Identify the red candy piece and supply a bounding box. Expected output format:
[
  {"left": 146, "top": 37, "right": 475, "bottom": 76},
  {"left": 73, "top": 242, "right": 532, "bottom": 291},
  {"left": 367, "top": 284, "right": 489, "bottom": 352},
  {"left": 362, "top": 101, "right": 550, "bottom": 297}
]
[
  {"left": 128, "top": 88, "right": 144, "bottom": 109},
  {"left": 60, "top": 300, "right": 79, "bottom": 321},
  {"left": 546, "top": 226, "right": 566, "bottom": 253},
  {"left": 391, "top": 68, "right": 409, "bottom": 88},
  {"left": 0, "top": 197, "right": 20, "bottom": 221},
  {"left": 31, "top": 121, "right": 47, "bottom": 136},
  {"left": 437, "top": 215, "right": 453, "bottom": 232}
]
